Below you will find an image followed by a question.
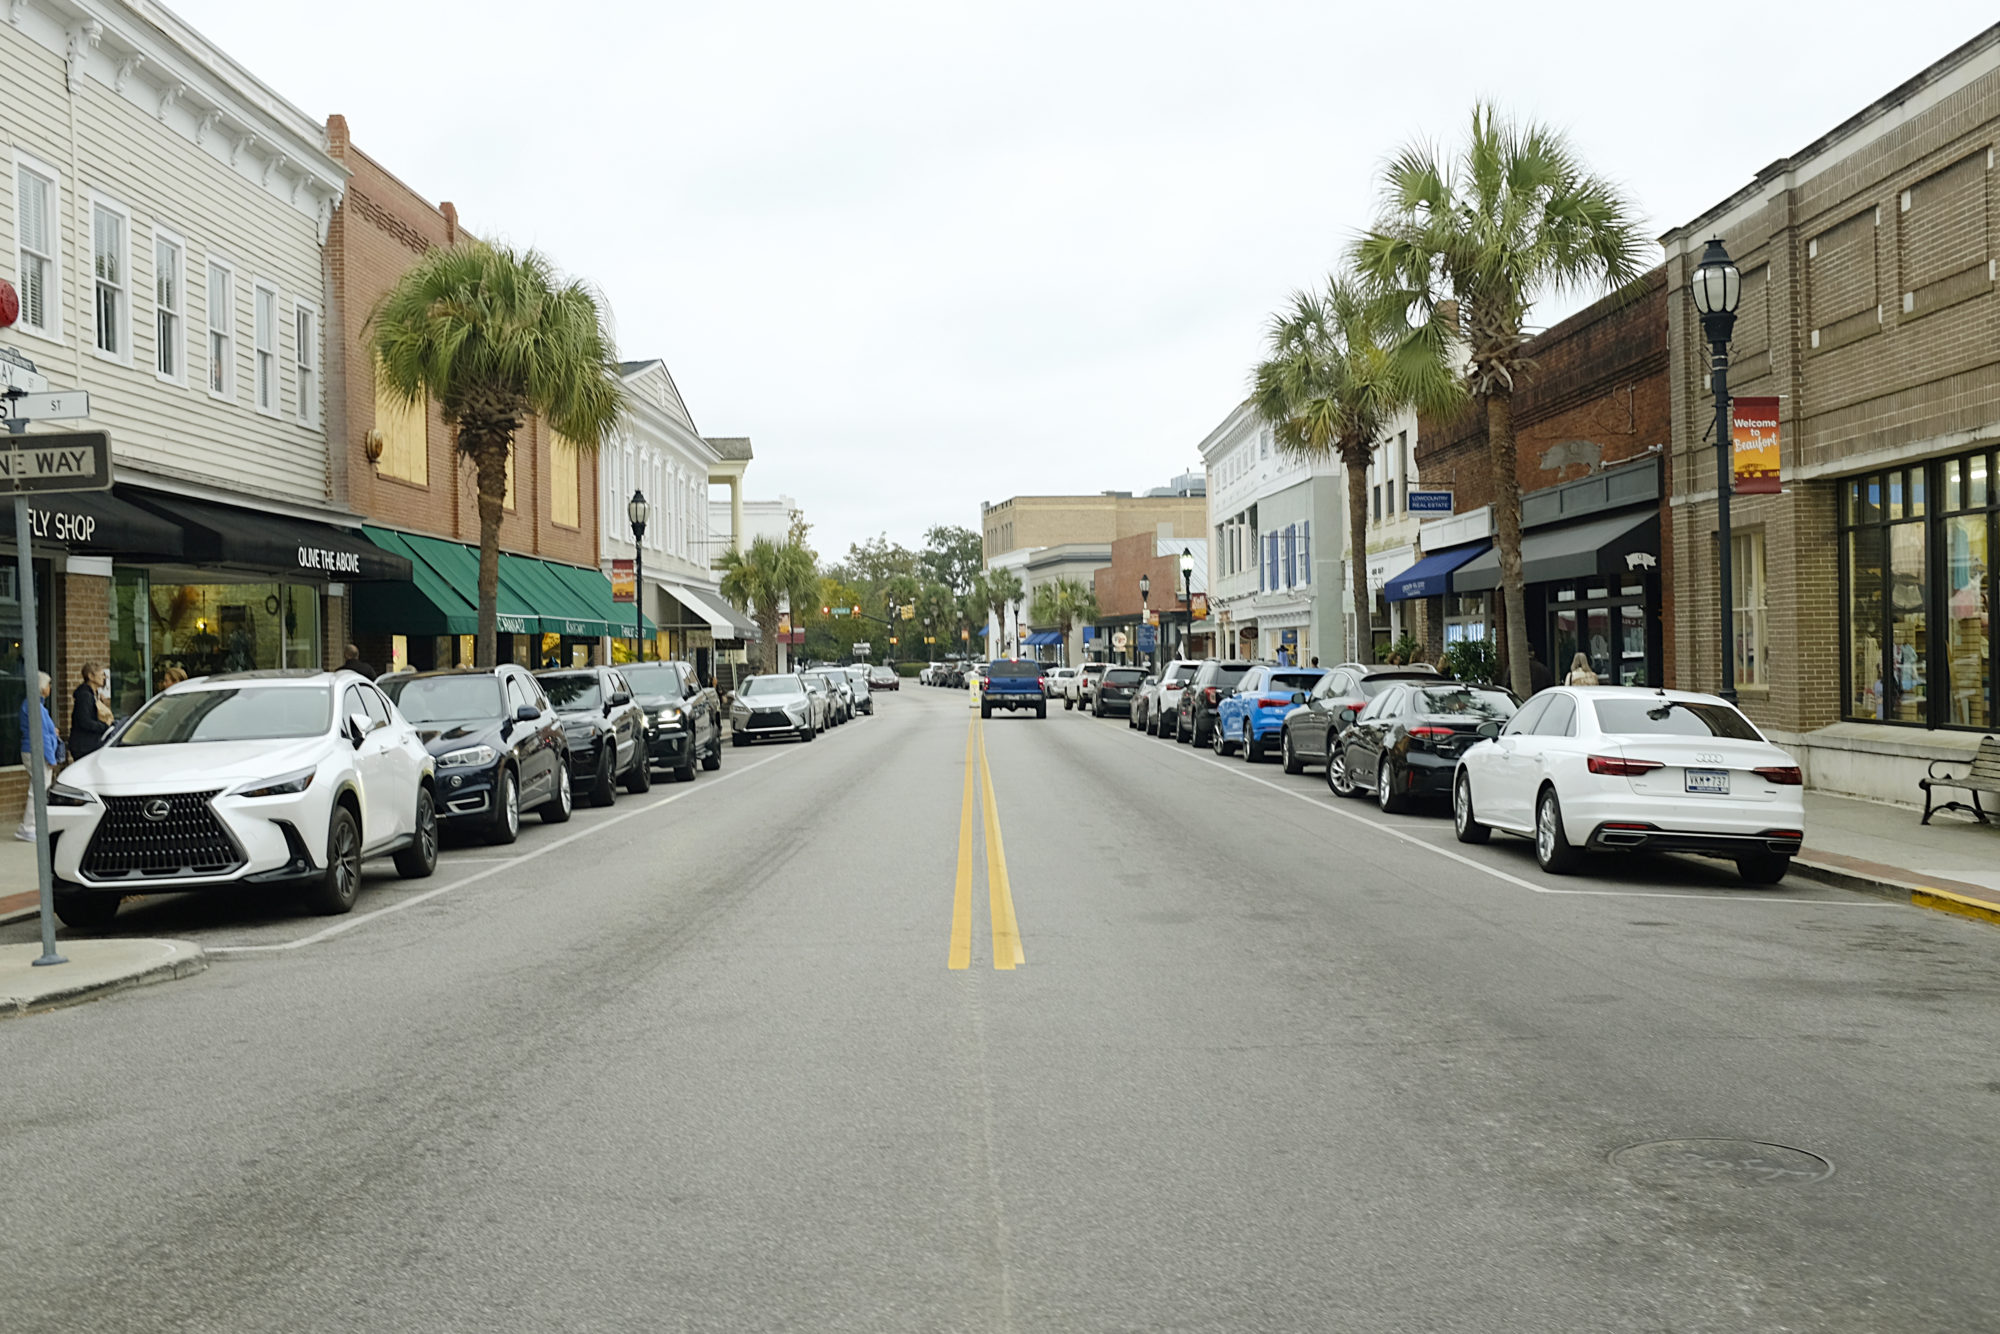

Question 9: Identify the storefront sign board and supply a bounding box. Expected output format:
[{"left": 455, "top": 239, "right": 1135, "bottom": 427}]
[
  {"left": 0, "top": 430, "right": 111, "bottom": 495},
  {"left": 1406, "top": 489, "right": 1454, "bottom": 514},
  {"left": 1732, "top": 397, "right": 1780, "bottom": 494}
]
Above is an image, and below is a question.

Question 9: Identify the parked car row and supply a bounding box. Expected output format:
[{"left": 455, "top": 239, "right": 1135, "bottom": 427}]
[
  {"left": 731, "top": 664, "right": 880, "bottom": 743},
  {"left": 41, "top": 657, "right": 736, "bottom": 931},
  {"left": 920, "top": 660, "right": 986, "bottom": 689},
  {"left": 1093, "top": 657, "right": 1808, "bottom": 886}
]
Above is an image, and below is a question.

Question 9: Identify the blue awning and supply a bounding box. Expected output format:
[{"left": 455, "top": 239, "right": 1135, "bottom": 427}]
[
  {"left": 1024, "top": 630, "right": 1062, "bottom": 646},
  {"left": 1384, "top": 542, "right": 1491, "bottom": 602}
]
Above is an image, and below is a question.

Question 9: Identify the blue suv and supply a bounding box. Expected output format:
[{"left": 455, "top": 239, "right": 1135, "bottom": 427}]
[{"left": 1214, "top": 665, "right": 1328, "bottom": 761}]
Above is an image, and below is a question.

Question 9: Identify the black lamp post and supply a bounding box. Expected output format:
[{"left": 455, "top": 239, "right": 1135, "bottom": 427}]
[
  {"left": 627, "top": 490, "right": 650, "bottom": 663},
  {"left": 1138, "top": 572, "right": 1152, "bottom": 671},
  {"left": 1178, "top": 547, "right": 1194, "bottom": 660},
  {"left": 1690, "top": 237, "right": 1743, "bottom": 702}
]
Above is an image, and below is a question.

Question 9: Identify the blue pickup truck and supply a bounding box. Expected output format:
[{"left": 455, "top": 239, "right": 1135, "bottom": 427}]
[{"left": 980, "top": 660, "right": 1047, "bottom": 719}]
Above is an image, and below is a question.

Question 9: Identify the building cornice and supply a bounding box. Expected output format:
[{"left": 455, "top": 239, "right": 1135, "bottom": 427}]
[{"left": 12, "top": 0, "right": 347, "bottom": 230}]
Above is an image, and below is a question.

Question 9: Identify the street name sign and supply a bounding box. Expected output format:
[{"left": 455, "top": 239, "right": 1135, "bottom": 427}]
[
  {"left": 852, "top": 641, "right": 871, "bottom": 656},
  {"left": 0, "top": 431, "right": 112, "bottom": 495},
  {"left": 5, "top": 390, "right": 90, "bottom": 422},
  {"left": 0, "top": 346, "right": 49, "bottom": 394}
]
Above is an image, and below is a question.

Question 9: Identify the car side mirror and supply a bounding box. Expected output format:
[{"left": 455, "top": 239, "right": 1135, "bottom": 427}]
[
  {"left": 347, "top": 712, "right": 372, "bottom": 747},
  {"left": 1291, "top": 691, "right": 1309, "bottom": 705},
  {"left": 515, "top": 704, "right": 540, "bottom": 723},
  {"left": 1477, "top": 720, "right": 1503, "bottom": 739},
  {"left": 610, "top": 690, "right": 632, "bottom": 706},
  {"left": 1337, "top": 705, "right": 1360, "bottom": 725}
]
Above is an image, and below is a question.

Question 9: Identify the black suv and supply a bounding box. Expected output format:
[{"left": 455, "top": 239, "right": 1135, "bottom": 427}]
[
  {"left": 535, "top": 666, "right": 651, "bottom": 806},
  {"left": 621, "top": 660, "right": 723, "bottom": 781},
  {"left": 379, "top": 665, "right": 571, "bottom": 845},
  {"left": 1174, "top": 660, "right": 1258, "bottom": 747}
]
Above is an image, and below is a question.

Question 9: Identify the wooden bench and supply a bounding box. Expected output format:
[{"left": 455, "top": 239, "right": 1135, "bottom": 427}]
[{"left": 1920, "top": 734, "right": 2000, "bottom": 824}]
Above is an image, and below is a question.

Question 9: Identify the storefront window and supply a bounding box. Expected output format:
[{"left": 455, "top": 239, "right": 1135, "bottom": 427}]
[
  {"left": 110, "top": 567, "right": 151, "bottom": 718},
  {"left": 1732, "top": 533, "right": 1766, "bottom": 688},
  {"left": 1443, "top": 593, "right": 1490, "bottom": 644},
  {"left": 150, "top": 582, "right": 321, "bottom": 682},
  {"left": 1843, "top": 450, "right": 1997, "bottom": 727},
  {"left": 1, "top": 559, "right": 53, "bottom": 766}
]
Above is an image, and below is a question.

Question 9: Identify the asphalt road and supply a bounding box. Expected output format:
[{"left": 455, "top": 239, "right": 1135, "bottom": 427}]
[{"left": 3, "top": 683, "right": 1998, "bottom": 1333}]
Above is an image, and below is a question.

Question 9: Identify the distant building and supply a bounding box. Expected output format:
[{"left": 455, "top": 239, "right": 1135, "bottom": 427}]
[{"left": 708, "top": 492, "right": 801, "bottom": 560}]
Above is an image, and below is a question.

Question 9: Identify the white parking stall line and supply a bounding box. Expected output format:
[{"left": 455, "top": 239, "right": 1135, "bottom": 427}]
[
  {"left": 206, "top": 751, "right": 790, "bottom": 956},
  {"left": 1176, "top": 745, "right": 1899, "bottom": 908}
]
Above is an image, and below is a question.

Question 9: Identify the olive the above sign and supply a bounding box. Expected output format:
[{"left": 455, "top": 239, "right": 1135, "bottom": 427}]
[{"left": 0, "top": 430, "right": 112, "bottom": 496}]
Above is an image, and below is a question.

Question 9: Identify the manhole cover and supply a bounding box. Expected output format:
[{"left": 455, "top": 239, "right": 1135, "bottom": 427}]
[{"left": 1610, "top": 1138, "right": 1833, "bottom": 1186}]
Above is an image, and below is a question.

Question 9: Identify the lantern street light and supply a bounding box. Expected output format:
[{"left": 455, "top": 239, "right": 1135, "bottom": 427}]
[
  {"left": 1690, "top": 237, "right": 1743, "bottom": 702},
  {"left": 1178, "top": 547, "right": 1195, "bottom": 660},
  {"left": 627, "top": 490, "right": 651, "bottom": 663},
  {"left": 1138, "top": 572, "right": 1152, "bottom": 671}
]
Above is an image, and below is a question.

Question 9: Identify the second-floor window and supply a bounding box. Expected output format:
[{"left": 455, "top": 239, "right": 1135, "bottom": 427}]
[
  {"left": 15, "top": 163, "right": 58, "bottom": 336},
  {"left": 92, "top": 203, "right": 129, "bottom": 360},
  {"left": 207, "top": 261, "right": 235, "bottom": 397},
  {"left": 294, "top": 305, "right": 317, "bottom": 425},
  {"left": 155, "top": 234, "right": 184, "bottom": 382},
  {"left": 253, "top": 284, "right": 279, "bottom": 414}
]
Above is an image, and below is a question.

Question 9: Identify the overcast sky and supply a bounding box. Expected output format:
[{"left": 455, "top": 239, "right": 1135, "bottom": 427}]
[{"left": 175, "top": 0, "right": 1996, "bottom": 560}]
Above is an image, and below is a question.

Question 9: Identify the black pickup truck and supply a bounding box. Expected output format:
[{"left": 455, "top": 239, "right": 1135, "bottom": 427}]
[{"left": 980, "top": 660, "right": 1047, "bottom": 719}]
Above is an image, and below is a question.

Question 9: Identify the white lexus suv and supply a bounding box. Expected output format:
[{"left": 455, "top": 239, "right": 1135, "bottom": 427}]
[{"left": 45, "top": 670, "right": 438, "bottom": 930}]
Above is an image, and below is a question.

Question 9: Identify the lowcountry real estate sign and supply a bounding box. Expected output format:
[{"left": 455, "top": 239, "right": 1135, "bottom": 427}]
[{"left": 1732, "top": 396, "right": 1781, "bottom": 495}]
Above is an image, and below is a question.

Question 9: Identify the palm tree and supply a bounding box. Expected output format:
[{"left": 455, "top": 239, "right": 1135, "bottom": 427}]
[
  {"left": 719, "top": 535, "right": 819, "bottom": 673},
  {"left": 983, "top": 567, "right": 1025, "bottom": 654},
  {"left": 1030, "top": 578, "right": 1098, "bottom": 665},
  {"left": 1352, "top": 103, "right": 1648, "bottom": 697},
  {"left": 373, "top": 243, "right": 625, "bottom": 668},
  {"left": 1250, "top": 275, "right": 1416, "bottom": 666}
]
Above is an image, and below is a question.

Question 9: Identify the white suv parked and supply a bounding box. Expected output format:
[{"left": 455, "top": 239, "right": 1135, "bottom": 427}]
[{"left": 45, "top": 669, "right": 439, "bottom": 930}]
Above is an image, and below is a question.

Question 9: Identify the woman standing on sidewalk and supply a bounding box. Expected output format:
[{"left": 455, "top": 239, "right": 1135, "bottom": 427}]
[
  {"left": 15, "top": 671, "right": 61, "bottom": 842},
  {"left": 69, "top": 662, "right": 112, "bottom": 759}
]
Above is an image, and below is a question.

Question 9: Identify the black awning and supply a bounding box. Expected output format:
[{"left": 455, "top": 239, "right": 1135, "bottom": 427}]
[
  {"left": 125, "top": 490, "right": 412, "bottom": 581},
  {"left": 0, "top": 489, "right": 185, "bottom": 557},
  {"left": 1453, "top": 510, "right": 1658, "bottom": 592}
]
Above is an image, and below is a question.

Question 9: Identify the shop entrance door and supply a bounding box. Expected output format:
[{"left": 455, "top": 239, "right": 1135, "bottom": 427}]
[{"left": 1548, "top": 579, "right": 1654, "bottom": 685}]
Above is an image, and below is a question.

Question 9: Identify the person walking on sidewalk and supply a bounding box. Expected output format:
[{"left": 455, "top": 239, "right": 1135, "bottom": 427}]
[
  {"left": 1564, "top": 652, "right": 1600, "bottom": 687},
  {"left": 16, "top": 671, "right": 61, "bottom": 842},
  {"left": 69, "top": 662, "right": 112, "bottom": 759}
]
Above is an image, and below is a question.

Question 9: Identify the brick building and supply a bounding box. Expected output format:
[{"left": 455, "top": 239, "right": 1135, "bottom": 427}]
[
  {"left": 1407, "top": 271, "right": 1671, "bottom": 684},
  {"left": 1662, "top": 24, "right": 2000, "bottom": 801},
  {"left": 325, "top": 117, "right": 619, "bottom": 673}
]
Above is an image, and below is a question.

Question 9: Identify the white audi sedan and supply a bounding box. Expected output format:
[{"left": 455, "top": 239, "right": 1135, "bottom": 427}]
[
  {"left": 1450, "top": 686, "right": 1804, "bottom": 884},
  {"left": 45, "top": 670, "right": 438, "bottom": 930}
]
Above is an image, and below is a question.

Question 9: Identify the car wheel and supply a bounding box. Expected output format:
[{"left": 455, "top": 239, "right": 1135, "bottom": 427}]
[
  {"left": 800, "top": 723, "right": 816, "bottom": 743},
  {"left": 1737, "top": 854, "right": 1790, "bottom": 885},
  {"left": 1453, "top": 771, "right": 1490, "bottom": 844},
  {"left": 981, "top": 703, "right": 993, "bottom": 719},
  {"left": 1534, "top": 787, "right": 1581, "bottom": 874},
  {"left": 1282, "top": 729, "right": 1304, "bottom": 775},
  {"left": 393, "top": 787, "right": 440, "bottom": 878},
  {"left": 52, "top": 890, "right": 121, "bottom": 932},
  {"left": 1327, "top": 746, "right": 1356, "bottom": 796},
  {"left": 1036, "top": 703, "right": 1047, "bottom": 719},
  {"left": 487, "top": 768, "right": 521, "bottom": 845},
  {"left": 675, "top": 751, "right": 698, "bottom": 783},
  {"left": 1242, "top": 723, "right": 1259, "bottom": 762},
  {"left": 591, "top": 748, "right": 619, "bottom": 807},
  {"left": 304, "top": 804, "right": 363, "bottom": 915},
  {"left": 701, "top": 733, "right": 722, "bottom": 771},
  {"left": 540, "top": 763, "right": 574, "bottom": 824},
  {"left": 1376, "top": 758, "right": 1406, "bottom": 814},
  {"left": 1211, "top": 720, "right": 1229, "bottom": 755},
  {"left": 626, "top": 749, "right": 655, "bottom": 792}
]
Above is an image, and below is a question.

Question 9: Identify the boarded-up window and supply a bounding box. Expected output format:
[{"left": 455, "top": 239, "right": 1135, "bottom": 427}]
[
  {"left": 1900, "top": 151, "right": 1991, "bottom": 318},
  {"left": 1809, "top": 209, "right": 1879, "bottom": 353},
  {"left": 504, "top": 447, "right": 516, "bottom": 512},
  {"left": 373, "top": 358, "right": 428, "bottom": 485},
  {"left": 551, "top": 433, "right": 580, "bottom": 528}
]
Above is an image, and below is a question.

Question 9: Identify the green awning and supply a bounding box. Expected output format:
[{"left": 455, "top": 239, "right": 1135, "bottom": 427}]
[
  {"left": 358, "top": 527, "right": 638, "bottom": 639},
  {"left": 549, "top": 560, "right": 655, "bottom": 637},
  {"left": 499, "top": 553, "right": 612, "bottom": 638},
  {"left": 353, "top": 528, "right": 479, "bottom": 635}
]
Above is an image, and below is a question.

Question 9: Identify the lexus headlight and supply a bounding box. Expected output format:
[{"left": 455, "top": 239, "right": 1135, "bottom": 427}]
[
  {"left": 46, "top": 781, "right": 96, "bottom": 807},
  {"left": 653, "top": 706, "right": 685, "bottom": 725},
  {"left": 239, "top": 768, "right": 316, "bottom": 798},
  {"left": 439, "top": 745, "right": 498, "bottom": 768}
]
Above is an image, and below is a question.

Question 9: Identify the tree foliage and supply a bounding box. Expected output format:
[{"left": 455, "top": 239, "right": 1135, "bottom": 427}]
[
  {"left": 718, "top": 535, "right": 819, "bottom": 673},
  {"left": 920, "top": 524, "right": 984, "bottom": 595}
]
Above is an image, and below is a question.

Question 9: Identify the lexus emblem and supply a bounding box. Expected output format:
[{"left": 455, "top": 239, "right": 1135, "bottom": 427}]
[{"left": 142, "top": 798, "right": 173, "bottom": 822}]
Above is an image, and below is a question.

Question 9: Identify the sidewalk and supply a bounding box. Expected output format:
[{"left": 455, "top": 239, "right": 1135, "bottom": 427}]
[
  {"left": 1, "top": 833, "right": 43, "bottom": 925},
  {"left": 1791, "top": 791, "right": 2000, "bottom": 926},
  {"left": 1, "top": 937, "right": 206, "bottom": 1017}
]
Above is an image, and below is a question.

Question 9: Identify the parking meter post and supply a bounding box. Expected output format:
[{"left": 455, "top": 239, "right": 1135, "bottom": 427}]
[{"left": 6, "top": 402, "right": 66, "bottom": 966}]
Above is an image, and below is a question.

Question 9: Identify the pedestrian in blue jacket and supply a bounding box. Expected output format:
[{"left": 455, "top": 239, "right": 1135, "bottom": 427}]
[{"left": 16, "top": 671, "right": 61, "bottom": 842}]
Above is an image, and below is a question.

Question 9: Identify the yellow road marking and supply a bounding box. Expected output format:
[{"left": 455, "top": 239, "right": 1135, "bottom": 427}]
[
  {"left": 977, "top": 719, "right": 1025, "bottom": 969},
  {"left": 949, "top": 716, "right": 976, "bottom": 969}
]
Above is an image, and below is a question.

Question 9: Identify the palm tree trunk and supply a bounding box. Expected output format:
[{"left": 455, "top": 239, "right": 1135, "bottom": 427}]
[
  {"left": 1346, "top": 450, "right": 1372, "bottom": 665},
  {"left": 470, "top": 437, "right": 510, "bottom": 669},
  {"left": 756, "top": 606, "right": 779, "bottom": 674},
  {"left": 1486, "top": 389, "right": 1531, "bottom": 698}
]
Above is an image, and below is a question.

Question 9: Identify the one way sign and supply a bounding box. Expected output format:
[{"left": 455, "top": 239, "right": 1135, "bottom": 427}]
[{"left": 0, "top": 430, "right": 112, "bottom": 495}]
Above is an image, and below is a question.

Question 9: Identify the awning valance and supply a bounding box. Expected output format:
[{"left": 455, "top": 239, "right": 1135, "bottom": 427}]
[
  {"left": 0, "top": 488, "right": 184, "bottom": 558},
  {"left": 131, "top": 491, "right": 410, "bottom": 581},
  {"left": 1384, "top": 542, "right": 1492, "bottom": 602},
  {"left": 662, "top": 582, "right": 753, "bottom": 639},
  {"left": 1452, "top": 512, "right": 1658, "bottom": 593},
  {"left": 355, "top": 527, "right": 651, "bottom": 638},
  {"left": 1023, "top": 630, "right": 1062, "bottom": 646}
]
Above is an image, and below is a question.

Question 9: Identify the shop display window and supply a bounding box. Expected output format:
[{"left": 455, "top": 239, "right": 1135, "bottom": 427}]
[
  {"left": 148, "top": 581, "right": 321, "bottom": 684},
  {"left": 0, "top": 559, "right": 53, "bottom": 766}
]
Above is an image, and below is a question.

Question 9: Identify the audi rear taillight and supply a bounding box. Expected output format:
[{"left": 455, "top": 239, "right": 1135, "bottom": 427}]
[
  {"left": 1204, "top": 687, "right": 1218, "bottom": 705},
  {"left": 1754, "top": 766, "right": 1803, "bottom": 785},
  {"left": 1408, "top": 726, "right": 1456, "bottom": 738},
  {"left": 1587, "top": 755, "right": 1665, "bottom": 776}
]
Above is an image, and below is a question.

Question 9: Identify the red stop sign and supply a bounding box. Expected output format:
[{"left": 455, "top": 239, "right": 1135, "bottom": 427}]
[{"left": 0, "top": 278, "right": 17, "bottom": 329}]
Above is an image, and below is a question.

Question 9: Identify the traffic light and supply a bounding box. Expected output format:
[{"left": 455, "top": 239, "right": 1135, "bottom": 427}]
[
  {"left": 820, "top": 605, "right": 830, "bottom": 616},
  {"left": 851, "top": 605, "right": 861, "bottom": 616}
]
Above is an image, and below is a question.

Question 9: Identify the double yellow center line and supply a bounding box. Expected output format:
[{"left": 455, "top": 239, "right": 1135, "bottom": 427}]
[{"left": 949, "top": 713, "right": 1025, "bottom": 970}]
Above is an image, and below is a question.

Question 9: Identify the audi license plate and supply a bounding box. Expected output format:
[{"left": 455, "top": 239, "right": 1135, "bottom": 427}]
[{"left": 1685, "top": 768, "right": 1730, "bottom": 795}]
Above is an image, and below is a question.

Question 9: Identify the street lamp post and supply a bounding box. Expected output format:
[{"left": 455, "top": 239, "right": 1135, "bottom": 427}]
[
  {"left": 1178, "top": 547, "right": 1194, "bottom": 661},
  {"left": 1690, "top": 237, "right": 1743, "bottom": 703},
  {"left": 1138, "top": 572, "right": 1152, "bottom": 672},
  {"left": 627, "top": 490, "right": 650, "bottom": 663}
]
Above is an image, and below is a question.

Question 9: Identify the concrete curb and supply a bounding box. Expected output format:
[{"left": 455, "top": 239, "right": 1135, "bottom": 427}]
[
  {"left": 1788, "top": 856, "right": 2000, "bottom": 929},
  {"left": 1786, "top": 857, "right": 1920, "bottom": 905},
  {"left": 0, "top": 939, "right": 207, "bottom": 1018},
  {"left": 1912, "top": 887, "right": 2000, "bottom": 927}
]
